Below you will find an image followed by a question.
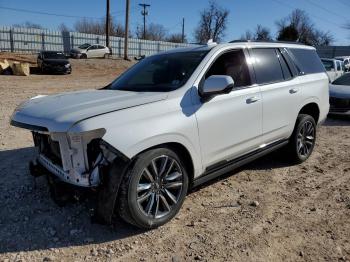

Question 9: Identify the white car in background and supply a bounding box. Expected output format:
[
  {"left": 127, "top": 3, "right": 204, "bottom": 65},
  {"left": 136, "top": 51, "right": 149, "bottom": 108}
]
[
  {"left": 70, "top": 43, "right": 111, "bottom": 59},
  {"left": 335, "top": 56, "right": 350, "bottom": 72},
  {"left": 321, "top": 58, "right": 344, "bottom": 82}
]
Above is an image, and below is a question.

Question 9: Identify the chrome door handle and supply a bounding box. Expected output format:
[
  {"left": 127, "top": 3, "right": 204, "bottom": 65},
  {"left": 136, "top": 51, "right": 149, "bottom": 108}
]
[
  {"left": 289, "top": 88, "right": 298, "bottom": 94},
  {"left": 246, "top": 97, "right": 260, "bottom": 104}
]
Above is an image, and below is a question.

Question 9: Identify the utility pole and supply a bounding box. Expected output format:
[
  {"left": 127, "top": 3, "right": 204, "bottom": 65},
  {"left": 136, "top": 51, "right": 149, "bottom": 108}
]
[
  {"left": 106, "top": 0, "right": 110, "bottom": 48},
  {"left": 181, "top": 18, "right": 185, "bottom": 43},
  {"left": 124, "top": 0, "right": 130, "bottom": 60},
  {"left": 139, "top": 3, "right": 150, "bottom": 39}
]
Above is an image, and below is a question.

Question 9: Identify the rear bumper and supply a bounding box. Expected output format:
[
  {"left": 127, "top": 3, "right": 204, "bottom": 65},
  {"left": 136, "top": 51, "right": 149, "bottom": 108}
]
[{"left": 43, "top": 65, "right": 71, "bottom": 74}]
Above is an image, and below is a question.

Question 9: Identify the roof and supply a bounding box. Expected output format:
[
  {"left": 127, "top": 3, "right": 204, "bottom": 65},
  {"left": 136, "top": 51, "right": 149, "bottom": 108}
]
[{"left": 159, "top": 40, "right": 314, "bottom": 56}]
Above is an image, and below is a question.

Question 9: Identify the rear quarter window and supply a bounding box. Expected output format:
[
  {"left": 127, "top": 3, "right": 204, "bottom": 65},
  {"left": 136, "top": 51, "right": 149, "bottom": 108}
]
[{"left": 289, "top": 48, "right": 325, "bottom": 75}]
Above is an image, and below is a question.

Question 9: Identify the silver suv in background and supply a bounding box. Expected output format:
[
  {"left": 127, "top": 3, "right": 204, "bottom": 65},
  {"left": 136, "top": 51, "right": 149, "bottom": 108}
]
[
  {"left": 11, "top": 41, "right": 329, "bottom": 229},
  {"left": 321, "top": 58, "right": 344, "bottom": 82},
  {"left": 335, "top": 56, "right": 350, "bottom": 72}
]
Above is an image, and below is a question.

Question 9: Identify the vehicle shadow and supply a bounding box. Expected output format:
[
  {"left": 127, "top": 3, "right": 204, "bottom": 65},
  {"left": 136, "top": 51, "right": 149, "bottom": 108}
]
[
  {"left": 0, "top": 147, "right": 145, "bottom": 254},
  {"left": 190, "top": 149, "right": 292, "bottom": 193},
  {"left": 323, "top": 115, "right": 350, "bottom": 126}
]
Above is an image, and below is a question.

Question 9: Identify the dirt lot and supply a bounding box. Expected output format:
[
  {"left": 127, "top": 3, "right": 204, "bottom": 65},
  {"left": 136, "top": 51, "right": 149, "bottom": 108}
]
[{"left": 0, "top": 55, "right": 349, "bottom": 262}]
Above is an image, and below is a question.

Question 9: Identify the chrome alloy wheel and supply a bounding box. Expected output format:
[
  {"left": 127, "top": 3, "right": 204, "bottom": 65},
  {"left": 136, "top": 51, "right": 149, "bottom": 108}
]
[
  {"left": 297, "top": 120, "right": 315, "bottom": 158},
  {"left": 136, "top": 155, "right": 184, "bottom": 219}
]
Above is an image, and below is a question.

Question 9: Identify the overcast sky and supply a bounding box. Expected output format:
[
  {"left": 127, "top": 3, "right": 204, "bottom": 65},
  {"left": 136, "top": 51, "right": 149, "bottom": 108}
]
[{"left": 0, "top": 0, "right": 349, "bottom": 45}]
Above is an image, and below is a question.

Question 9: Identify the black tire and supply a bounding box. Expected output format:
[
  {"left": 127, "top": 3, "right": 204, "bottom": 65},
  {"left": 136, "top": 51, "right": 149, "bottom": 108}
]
[
  {"left": 286, "top": 114, "right": 317, "bottom": 164},
  {"left": 80, "top": 54, "right": 87, "bottom": 59},
  {"left": 117, "top": 148, "right": 189, "bottom": 229}
]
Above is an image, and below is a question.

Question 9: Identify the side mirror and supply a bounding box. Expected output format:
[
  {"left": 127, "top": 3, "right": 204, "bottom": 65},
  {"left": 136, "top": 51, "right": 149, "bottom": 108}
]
[{"left": 199, "top": 75, "right": 235, "bottom": 100}]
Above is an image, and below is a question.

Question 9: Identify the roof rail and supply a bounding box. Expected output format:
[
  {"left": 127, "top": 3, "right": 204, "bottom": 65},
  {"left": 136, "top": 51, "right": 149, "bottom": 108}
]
[{"left": 228, "top": 39, "right": 311, "bottom": 46}]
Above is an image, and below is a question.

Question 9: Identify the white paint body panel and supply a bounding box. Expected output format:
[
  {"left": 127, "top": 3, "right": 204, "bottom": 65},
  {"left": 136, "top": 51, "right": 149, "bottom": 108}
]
[{"left": 11, "top": 42, "right": 330, "bottom": 182}]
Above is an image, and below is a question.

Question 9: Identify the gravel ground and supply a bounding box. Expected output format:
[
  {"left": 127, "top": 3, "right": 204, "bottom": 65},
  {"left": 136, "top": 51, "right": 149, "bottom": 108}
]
[{"left": 0, "top": 56, "right": 349, "bottom": 262}]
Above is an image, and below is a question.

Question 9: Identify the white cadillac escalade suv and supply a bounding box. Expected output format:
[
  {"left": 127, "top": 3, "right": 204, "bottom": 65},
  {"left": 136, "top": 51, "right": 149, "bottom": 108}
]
[{"left": 11, "top": 41, "right": 329, "bottom": 229}]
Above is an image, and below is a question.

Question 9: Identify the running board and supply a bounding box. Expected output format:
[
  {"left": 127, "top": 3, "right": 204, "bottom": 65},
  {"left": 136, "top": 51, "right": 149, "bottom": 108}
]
[{"left": 193, "top": 139, "right": 288, "bottom": 187}]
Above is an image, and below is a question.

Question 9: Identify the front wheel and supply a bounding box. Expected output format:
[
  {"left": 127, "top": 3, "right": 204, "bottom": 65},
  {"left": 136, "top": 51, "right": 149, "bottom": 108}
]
[
  {"left": 117, "top": 148, "right": 189, "bottom": 229},
  {"left": 286, "top": 114, "right": 317, "bottom": 164}
]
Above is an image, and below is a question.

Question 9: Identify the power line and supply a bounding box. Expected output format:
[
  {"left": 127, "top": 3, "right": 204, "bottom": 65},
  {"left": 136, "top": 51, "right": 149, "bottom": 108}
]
[
  {"left": 0, "top": 6, "right": 104, "bottom": 20},
  {"left": 269, "top": 0, "right": 343, "bottom": 28},
  {"left": 336, "top": 0, "right": 350, "bottom": 8},
  {"left": 304, "top": 0, "right": 348, "bottom": 20},
  {"left": 111, "top": 5, "right": 138, "bottom": 15}
]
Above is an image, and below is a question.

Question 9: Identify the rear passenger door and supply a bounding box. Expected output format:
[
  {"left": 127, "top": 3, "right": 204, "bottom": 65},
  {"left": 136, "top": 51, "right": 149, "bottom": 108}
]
[{"left": 249, "top": 48, "right": 301, "bottom": 144}]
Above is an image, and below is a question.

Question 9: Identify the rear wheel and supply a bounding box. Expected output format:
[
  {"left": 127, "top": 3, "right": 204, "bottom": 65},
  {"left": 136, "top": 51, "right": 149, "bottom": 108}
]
[
  {"left": 80, "top": 53, "right": 87, "bottom": 59},
  {"left": 286, "top": 114, "right": 316, "bottom": 164},
  {"left": 117, "top": 148, "right": 188, "bottom": 229}
]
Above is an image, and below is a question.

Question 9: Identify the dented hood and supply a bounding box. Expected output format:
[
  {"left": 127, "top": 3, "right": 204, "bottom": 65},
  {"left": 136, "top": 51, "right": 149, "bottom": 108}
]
[{"left": 11, "top": 89, "right": 167, "bottom": 132}]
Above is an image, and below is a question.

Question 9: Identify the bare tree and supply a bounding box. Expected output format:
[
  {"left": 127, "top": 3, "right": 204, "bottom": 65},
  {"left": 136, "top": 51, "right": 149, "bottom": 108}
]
[
  {"left": 58, "top": 23, "right": 70, "bottom": 33},
  {"left": 167, "top": 33, "right": 187, "bottom": 43},
  {"left": 136, "top": 23, "right": 168, "bottom": 41},
  {"left": 194, "top": 1, "right": 229, "bottom": 43},
  {"left": 240, "top": 30, "right": 253, "bottom": 41},
  {"left": 74, "top": 17, "right": 127, "bottom": 37},
  {"left": 13, "top": 21, "right": 43, "bottom": 29},
  {"left": 74, "top": 18, "right": 104, "bottom": 35},
  {"left": 276, "top": 9, "right": 333, "bottom": 46},
  {"left": 240, "top": 25, "right": 271, "bottom": 41},
  {"left": 254, "top": 25, "right": 272, "bottom": 41},
  {"left": 312, "top": 30, "right": 334, "bottom": 46},
  {"left": 277, "top": 25, "right": 299, "bottom": 42}
]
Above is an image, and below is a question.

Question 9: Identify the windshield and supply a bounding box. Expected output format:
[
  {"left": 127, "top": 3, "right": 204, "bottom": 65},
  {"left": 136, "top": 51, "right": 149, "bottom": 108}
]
[
  {"left": 332, "top": 73, "right": 350, "bottom": 86},
  {"left": 43, "top": 52, "right": 66, "bottom": 59},
  {"left": 321, "top": 60, "right": 334, "bottom": 71},
  {"left": 78, "top": 43, "right": 91, "bottom": 49},
  {"left": 106, "top": 51, "right": 208, "bottom": 92}
]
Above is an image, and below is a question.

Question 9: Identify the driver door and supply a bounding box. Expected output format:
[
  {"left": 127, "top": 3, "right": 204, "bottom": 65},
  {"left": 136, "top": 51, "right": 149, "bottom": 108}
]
[{"left": 194, "top": 49, "right": 262, "bottom": 169}]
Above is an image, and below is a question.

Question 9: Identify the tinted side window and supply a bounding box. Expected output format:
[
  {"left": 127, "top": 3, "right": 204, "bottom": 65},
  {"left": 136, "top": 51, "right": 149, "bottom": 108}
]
[
  {"left": 289, "top": 48, "right": 325, "bottom": 74},
  {"left": 205, "top": 49, "right": 251, "bottom": 87},
  {"left": 98, "top": 45, "right": 105, "bottom": 49},
  {"left": 250, "top": 48, "right": 284, "bottom": 84},
  {"left": 277, "top": 49, "right": 292, "bottom": 80}
]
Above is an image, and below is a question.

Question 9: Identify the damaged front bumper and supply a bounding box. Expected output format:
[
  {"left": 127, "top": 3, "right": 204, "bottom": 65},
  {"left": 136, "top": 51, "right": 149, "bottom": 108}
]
[{"left": 29, "top": 128, "right": 115, "bottom": 188}]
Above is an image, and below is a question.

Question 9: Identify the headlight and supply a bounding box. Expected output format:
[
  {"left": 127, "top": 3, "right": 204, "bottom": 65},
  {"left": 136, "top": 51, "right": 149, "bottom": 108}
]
[{"left": 65, "top": 63, "right": 71, "bottom": 68}]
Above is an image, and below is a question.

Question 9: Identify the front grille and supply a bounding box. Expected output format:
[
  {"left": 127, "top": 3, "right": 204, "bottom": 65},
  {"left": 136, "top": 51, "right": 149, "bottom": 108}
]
[
  {"left": 329, "top": 97, "right": 350, "bottom": 113},
  {"left": 33, "top": 133, "right": 62, "bottom": 166}
]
